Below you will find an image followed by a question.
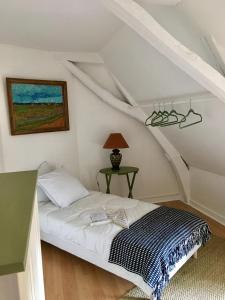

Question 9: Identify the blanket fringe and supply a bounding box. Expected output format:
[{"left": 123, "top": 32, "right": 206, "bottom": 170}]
[{"left": 153, "top": 224, "right": 211, "bottom": 300}]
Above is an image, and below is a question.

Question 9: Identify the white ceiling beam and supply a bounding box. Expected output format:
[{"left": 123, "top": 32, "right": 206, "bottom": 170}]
[
  {"left": 63, "top": 60, "right": 133, "bottom": 112},
  {"left": 52, "top": 52, "right": 104, "bottom": 64},
  {"left": 110, "top": 72, "right": 137, "bottom": 106},
  {"left": 103, "top": 0, "right": 225, "bottom": 103}
]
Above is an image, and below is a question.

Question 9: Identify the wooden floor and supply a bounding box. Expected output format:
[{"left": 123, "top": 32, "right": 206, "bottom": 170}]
[{"left": 41, "top": 200, "right": 225, "bottom": 300}]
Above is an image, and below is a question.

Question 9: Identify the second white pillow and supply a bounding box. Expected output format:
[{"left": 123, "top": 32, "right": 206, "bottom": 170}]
[{"left": 38, "top": 169, "right": 89, "bottom": 208}]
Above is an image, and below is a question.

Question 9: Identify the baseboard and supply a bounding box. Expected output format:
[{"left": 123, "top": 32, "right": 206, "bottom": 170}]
[
  {"left": 139, "top": 193, "right": 181, "bottom": 203},
  {"left": 190, "top": 199, "right": 225, "bottom": 227}
]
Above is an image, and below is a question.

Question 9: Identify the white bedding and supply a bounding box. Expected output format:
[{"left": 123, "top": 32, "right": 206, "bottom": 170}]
[
  {"left": 39, "top": 191, "right": 157, "bottom": 258},
  {"left": 39, "top": 191, "right": 200, "bottom": 299}
]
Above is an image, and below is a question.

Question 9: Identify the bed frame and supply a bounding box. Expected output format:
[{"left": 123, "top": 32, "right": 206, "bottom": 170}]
[{"left": 41, "top": 230, "right": 200, "bottom": 299}]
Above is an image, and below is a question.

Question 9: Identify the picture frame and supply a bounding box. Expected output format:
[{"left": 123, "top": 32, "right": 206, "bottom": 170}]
[{"left": 6, "top": 78, "right": 70, "bottom": 135}]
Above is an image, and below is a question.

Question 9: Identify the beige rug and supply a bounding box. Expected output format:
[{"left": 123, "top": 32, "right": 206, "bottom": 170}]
[{"left": 120, "top": 236, "right": 225, "bottom": 300}]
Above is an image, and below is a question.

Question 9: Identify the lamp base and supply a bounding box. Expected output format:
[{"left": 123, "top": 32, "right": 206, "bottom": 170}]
[{"left": 110, "top": 149, "right": 122, "bottom": 170}]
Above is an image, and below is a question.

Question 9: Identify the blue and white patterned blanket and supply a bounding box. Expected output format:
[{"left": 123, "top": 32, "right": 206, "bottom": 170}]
[{"left": 109, "top": 206, "right": 211, "bottom": 300}]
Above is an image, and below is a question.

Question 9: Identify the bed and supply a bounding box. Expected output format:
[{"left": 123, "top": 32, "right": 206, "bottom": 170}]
[{"left": 38, "top": 190, "right": 207, "bottom": 299}]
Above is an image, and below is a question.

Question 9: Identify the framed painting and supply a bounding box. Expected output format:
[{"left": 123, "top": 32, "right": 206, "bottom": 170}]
[{"left": 6, "top": 78, "right": 69, "bottom": 135}]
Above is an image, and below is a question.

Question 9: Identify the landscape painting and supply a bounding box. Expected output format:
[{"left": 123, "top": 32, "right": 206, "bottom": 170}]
[{"left": 6, "top": 78, "right": 69, "bottom": 135}]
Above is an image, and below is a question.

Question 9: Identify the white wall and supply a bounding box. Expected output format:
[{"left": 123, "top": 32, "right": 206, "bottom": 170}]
[
  {"left": 190, "top": 167, "right": 225, "bottom": 226},
  {"left": 154, "top": 97, "right": 225, "bottom": 177},
  {"left": 68, "top": 68, "right": 179, "bottom": 199},
  {"left": 0, "top": 43, "right": 179, "bottom": 200},
  {"left": 0, "top": 44, "right": 80, "bottom": 176}
]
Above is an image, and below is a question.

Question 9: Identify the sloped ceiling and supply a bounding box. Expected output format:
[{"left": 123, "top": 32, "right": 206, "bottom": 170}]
[
  {"left": 133, "top": 2, "right": 222, "bottom": 72},
  {"left": 178, "top": 0, "right": 225, "bottom": 50},
  {"left": 101, "top": 25, "right": 206, "bottom": 102},
  {"left": 100, "top": 2, "right": 225, "bottom": 176},
  {"left": 101, "top": 3, "right": 222, "bottom": 102},
  {"left": 0, "top": 0, "right": 122, "bottom": 51}
]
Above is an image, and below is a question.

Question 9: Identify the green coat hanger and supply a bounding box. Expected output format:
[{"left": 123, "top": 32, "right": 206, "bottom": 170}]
[
  {"left": 145, "top": 103, "right": 158, "bottom": 126},
  {"left": 151, "top": 103, "right": 169, "bottom": 127},
  {"left": 159, "top": 102, "right": 184, "bottom": 127},
  {"left": 179, "top": 108, "right": 202, "bottom": 128},
  {"left": 159, "top": 109, "right": 178, "bottom": 127},
  {"left": 179, "top": 99, "right": 202, "bottom": 129},
  {"left": 145, "top": 99, "right": 202, "bottom": 128}
]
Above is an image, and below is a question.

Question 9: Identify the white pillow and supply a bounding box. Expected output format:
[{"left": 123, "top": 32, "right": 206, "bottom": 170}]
[
  {"left": 37, "top": 162, "right": 54, "bottom": 202},
  {"left": 37, "top": 161, "right": 55, "bottom": 176},
  {"left": 37, "top": 186, "right": 49, "bottom": 203},
  {"left": 38, "top": 169, "right": 89, "bottom": 208}
]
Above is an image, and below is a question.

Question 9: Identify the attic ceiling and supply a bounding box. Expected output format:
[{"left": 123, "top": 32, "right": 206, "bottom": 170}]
[
  {"left": 0, "top": 0, "right": 224, "bottom": 54},
  {"left": 101, "top": 25, "right": 207, "bottom": 103},
  {"left": 101, "top": 2, "right": 222, "bottom": 103},
  {"left": 0, "top": 0, "right": 122, "bottom": 51},
  {"left": 98, "top": 1, "right": 225, "bottom": 177},
  {"left": 178, "top": 0, "right": 225, "bottom": 50}
]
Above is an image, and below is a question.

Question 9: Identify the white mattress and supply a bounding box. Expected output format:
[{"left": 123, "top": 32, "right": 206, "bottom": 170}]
[
  {"left": 39, "top": 191, "right": 157, "bottom": 258},
  {"left": 39, "top": 191, "right": 200, "bottom": 299}
]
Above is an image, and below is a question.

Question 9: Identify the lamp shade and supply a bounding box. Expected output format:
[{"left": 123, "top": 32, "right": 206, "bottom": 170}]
[{"left": 103, "top": 133, "right": 129, "bottom": 149}]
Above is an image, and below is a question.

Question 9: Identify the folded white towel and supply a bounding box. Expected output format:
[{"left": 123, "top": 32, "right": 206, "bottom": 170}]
[
  {"left": 107, "top": 208, "right": 129, "bottom": 228},
  {"left": 89, "top": 208, "right": 129, "bottom": 228}
]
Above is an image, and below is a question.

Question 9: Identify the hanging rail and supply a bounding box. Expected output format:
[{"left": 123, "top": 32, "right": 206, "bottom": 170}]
[
  {"left": 145, "top": 98, "right": 203, "bottom": 128},
  {"left": 135, "top": 92, "right": 215, "bottom": 108}
]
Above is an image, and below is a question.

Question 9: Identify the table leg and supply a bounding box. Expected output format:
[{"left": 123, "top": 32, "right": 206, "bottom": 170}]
[
  {"left": 126, "top": 172, "right": 137, "bottom": 198},
  {"left": 105, "top": 174, "right": 112, "bottom": 194}
]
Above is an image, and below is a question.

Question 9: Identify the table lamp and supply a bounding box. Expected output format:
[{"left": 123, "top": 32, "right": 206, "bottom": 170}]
[{"left": 103, "top": 133, "right": 129, "bottom": 170}]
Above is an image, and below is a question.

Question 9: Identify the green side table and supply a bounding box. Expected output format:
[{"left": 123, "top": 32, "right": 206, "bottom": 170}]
[{"left": 99, "top": 166, "right": 139, "bottom": 198}]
